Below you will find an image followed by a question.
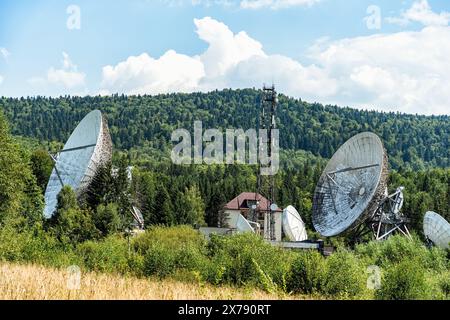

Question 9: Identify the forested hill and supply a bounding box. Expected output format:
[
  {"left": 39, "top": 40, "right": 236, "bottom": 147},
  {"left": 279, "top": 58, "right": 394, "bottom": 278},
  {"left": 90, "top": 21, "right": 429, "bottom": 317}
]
[{"left": 1, "top": 89, "right": 449, "bottom": 169}]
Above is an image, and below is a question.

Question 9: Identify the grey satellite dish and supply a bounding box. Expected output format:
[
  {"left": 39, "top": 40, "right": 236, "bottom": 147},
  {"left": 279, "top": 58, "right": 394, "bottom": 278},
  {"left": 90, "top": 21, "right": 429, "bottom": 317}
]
[
  {"left": 392, "top": 187, "right": 404, "bottom": 215},
  {"left": 270, "top": 203, "right": 278, "bottom": 211},
  {"left": 131, "top": 206, "right": 145, "bottom": 230},
  {"left": 44, "top": 110, "right": 112, "bottom": 218},
  {"left": 236, "top": 213, "right": 255, "bottom": 233},
  {"left": 282, "top": 205, "right": 308, "bottom": 242},
  {"left": 312, "top": 132, "right": 388, "bottom": 237},
  {"left": 423, "top": 211, "right": 450, "bottom": 249}
]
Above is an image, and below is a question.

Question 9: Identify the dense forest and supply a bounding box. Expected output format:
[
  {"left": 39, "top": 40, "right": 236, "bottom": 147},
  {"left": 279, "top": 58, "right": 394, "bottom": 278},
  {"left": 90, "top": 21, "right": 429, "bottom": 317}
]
[
  {"left": 0, "top": 89, "right": 448, "bottom": 241},
  {"left": 1, "top": 89, "right": 449, "bottom": 170}
]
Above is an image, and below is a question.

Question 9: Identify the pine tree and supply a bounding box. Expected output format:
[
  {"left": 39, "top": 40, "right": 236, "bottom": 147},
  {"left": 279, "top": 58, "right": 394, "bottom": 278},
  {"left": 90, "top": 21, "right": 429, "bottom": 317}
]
[
  {"left": 178, "top": 185, "right": 205, "bottom": 226},
  {"left": 153, "top": 184, "right": 174, "bottom": 226},
  {"left": 0, "top": 111, "right": 43, "bottom": 225},
  {"left": 30, "top": 149, "right": 53, "bottom": 192},
  {"left": 51, "top": 186, "right": 99, "bottom": 243}
]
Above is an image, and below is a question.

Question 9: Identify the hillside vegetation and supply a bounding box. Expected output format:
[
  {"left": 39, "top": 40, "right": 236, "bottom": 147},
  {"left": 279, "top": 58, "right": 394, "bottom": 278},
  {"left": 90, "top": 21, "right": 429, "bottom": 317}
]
[
  {"left": 0, "top": 225, "right": 448, "bottom": 300},
  {"left": 1, "top": 89, "right": 449, "bottom": 170},
  {"left": 0, "top": 92, "right": 449, "bottom": 300}
]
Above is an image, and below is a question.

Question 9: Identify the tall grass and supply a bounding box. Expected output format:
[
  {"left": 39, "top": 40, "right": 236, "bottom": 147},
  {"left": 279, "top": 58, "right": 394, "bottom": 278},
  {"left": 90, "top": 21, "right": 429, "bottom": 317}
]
[
  {"left": 0, "top": 262, "right": 291, "bottom": 300},
  {"left": 0, "top": 225, "right": 448, "bottom": 300}
]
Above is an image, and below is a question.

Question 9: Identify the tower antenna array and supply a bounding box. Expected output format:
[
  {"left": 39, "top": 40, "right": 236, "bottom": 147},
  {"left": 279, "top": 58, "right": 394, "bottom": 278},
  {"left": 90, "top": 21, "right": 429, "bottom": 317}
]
[{"left": 256, "top": 84, "right": 278, "bottom": 240}]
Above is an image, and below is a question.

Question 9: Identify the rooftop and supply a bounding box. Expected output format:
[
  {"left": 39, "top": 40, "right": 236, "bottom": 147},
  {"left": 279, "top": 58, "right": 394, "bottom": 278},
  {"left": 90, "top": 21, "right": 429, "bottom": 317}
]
[{"left": 224, "top": 192, "right": 282, "bottom": 212}]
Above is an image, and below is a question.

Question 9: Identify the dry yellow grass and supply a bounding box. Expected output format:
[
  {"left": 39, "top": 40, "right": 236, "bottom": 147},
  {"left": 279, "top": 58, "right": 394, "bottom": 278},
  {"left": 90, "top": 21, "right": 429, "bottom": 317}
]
[{"left": 0, "top": 262, "right": 303, "bottom": 300}]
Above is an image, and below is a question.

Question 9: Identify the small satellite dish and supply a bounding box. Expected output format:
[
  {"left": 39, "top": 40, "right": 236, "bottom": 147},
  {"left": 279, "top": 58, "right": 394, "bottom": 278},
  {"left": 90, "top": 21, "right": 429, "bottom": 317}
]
[
  {"left": 423, "top": 211, "right": 450, "bottom": 249},
  {"left": 312, "top": 132, "right": 388, "bottom": 237},
  {"left": 270, "top": 203, "right": 278, "bottom": 211},
  {"left": 236, "top": 213, "right": 255, "bottom": 233},
  {"left": 131, "top": 206, "right": 145, "bottom": 230},
  {"left": 282, "top": 205, "right": 308, "bottom": 242},
  {"left": 44, "top": 110, "right": 112, "bottom": 218},
  {"left": 391, "top": 187, "right": 404, "bottom": 215}
]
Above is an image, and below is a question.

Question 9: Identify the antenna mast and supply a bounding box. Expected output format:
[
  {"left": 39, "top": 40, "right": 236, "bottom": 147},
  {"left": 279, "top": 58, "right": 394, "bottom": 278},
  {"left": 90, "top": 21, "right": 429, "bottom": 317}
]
[{"left": 257, "top": 84, "right": 278, "bottom": 240}]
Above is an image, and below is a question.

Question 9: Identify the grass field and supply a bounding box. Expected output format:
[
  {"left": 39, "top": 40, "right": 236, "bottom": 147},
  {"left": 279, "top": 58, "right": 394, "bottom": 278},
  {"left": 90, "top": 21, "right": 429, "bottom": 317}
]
[{"left": 0, "top": 262, "right": 305, "bottom": 300}]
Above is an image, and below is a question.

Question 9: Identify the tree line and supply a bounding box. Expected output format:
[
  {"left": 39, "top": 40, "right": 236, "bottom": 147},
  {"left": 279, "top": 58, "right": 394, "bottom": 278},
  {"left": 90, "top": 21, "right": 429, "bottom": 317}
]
[
  {"left": 0, "top": 89, "right": 449, "bottom": 245},
  {"left": 1, "top": 89, "right": 448, "bottom": 170}
]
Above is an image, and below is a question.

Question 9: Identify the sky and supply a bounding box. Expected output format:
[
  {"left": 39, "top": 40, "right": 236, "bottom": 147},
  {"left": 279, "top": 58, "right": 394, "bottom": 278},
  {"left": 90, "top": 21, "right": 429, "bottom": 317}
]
[{"left": 0, "top": 0, "right": 450, "bottom": 115}]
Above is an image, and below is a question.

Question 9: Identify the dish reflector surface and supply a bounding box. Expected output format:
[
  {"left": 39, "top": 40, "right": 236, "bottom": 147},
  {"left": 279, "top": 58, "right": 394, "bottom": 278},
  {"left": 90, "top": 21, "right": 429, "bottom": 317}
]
[
  {"left": 282, "top": 205, "right": 308, "bottom": 241},
  {"left": 423, "top": 211, "right": 450, "bottom": 249},
  {"left": 236, "top": 214, "right": 254, "bottom": 233},
  {"left": 312, "top": 132, "right": 388, "bottom": 237},
  {"left": 44, "top": 110, "right": 112, "bottom": 218}
]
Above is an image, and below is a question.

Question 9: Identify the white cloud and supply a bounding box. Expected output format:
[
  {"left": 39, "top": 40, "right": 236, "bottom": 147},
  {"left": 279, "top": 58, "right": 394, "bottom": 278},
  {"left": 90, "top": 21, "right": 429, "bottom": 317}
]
[
  {"left": 386, "top": 0, "right": 450, "bottom": 27},
  {"left": 308, "top": 26, "right": 450, "bottom": 115},
  {"left": 101, "top": 51, "right": 204, "bottom": 95},
  {"left": 195, "top": 17, "right": 265, "bottom": 78},
  {"left": 0, "top": 48, "right": 10, "bottom": 60},
  {"left": 45, "top": 52, "right": 85, "bottom": 88},
  {"left": 240, "top": 0, "right": 320, "bottom": 9},
  {"left": 28, "top": 52, "right": 86, "bottom": 95},
  {"left": 101, "top": 17, "right": 450, "bottom": 115}
]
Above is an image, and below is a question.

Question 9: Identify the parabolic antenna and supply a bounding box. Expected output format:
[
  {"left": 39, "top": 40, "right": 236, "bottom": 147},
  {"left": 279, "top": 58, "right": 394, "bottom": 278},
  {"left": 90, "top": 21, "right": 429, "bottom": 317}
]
[
  {"left": 236, "top": 213, "right": 255, "bottom": 233},
  {"left": 391, "top": 187, "right": 404, "bottom": 215},
  {"left": 312, "top": 132, "right": 388, "bottom": 237},
  {"left": 423, "top": 211, "right": 450, "bottom": 249},
  {"left": 44, "top": 110, "right": 112, "bottom": 218},
  {"left": 282, "top": 205, "right": 308, "bottom": 242}
]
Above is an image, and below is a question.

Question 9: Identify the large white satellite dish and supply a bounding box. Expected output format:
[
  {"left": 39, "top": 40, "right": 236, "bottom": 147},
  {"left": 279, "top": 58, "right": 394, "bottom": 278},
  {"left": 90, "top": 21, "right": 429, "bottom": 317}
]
[
  {"left": 282, "top": 205, "right": 308, "bottom": 242},
  {"left": 312, "top": 132, "right": 388, "bottom": 237},
  {"left": 44, "top": 110, "right": 112, "bottom": 218},
  {"left": 236, "top": 213, "right": 255, "bottom": 233},
  {"left": 423, "top": 211, "right": 450, "bottom": 249}
]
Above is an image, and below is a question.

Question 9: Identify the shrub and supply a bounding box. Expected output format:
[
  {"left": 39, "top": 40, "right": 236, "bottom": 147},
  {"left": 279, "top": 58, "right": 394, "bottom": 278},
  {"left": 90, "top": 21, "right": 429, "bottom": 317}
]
[
  {"left": 138, "top": 226, "right": 208, "bottom": 279},
  {"left": 175, "top": 243, "right": 209, "bottom": 271},
  {"left": 323, "top": 250, "right": 366, "bottom": 298},
  {"left": 205, "top": 233, "right": 294, "bottom": 291},
  {"left": 133, "top": 225, "right": 205, "bottom": 254},
  {"left": 376, "top": 259, "right": 429, "bottom": 300},
  {"left": 143, "top": 245, "right": 177, "bottom": 278},
  {"left": 0, "top": 224, "right": 79, "bottom": 268},
  {"left": 76, "top": 235, "right": 132, "bottom": 274},
  {"left": 438, "top": 272, "right": 450, "bottom": 298},
  {"left": 355, "top": 234, "right": 448, "bottom": 272},
  {"left": 287, "top": 250, "right": 327, "bottom": 294}
]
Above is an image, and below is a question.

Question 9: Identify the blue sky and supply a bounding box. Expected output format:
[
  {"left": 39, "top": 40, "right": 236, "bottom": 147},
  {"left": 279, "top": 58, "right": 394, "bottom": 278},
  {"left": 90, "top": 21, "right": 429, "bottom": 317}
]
[{"left": 1, "top": 0, "right": 450, "bottom": 115}]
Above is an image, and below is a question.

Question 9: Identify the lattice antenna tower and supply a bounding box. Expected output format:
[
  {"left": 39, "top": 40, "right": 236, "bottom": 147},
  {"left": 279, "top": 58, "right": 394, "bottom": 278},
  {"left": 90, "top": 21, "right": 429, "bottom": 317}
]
[{"left": 256, "top": 84, "right": 278, "bottom": 240}]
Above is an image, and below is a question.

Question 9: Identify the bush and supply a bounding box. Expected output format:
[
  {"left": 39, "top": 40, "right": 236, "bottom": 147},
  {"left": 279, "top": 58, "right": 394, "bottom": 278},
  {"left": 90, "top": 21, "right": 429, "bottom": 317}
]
[
  {"left": 0, "top": 224, "right": 79, "bottom": 268},
  {"left": 437, "top": 272, "right": 450, "bottom": 298},
  {"left": 139, "top": 226, "right": 208, "bottom": 279},
  {"left": 76, "top": 235, "right": 133, "bottom": 274},
  {"left": 287, "top": 250, "right": 327, "bottom": 294},
  {"left": 376, "top": 259, "right": 429, "bottom": 300},
  {"left": 323, "top": 250, "right": 366, "bottom": 298},
  {"left": 133, "top": 225, "right": 205, "bottom": 254},
  {"left": 142, "top": 242, "right": 208, "bottom": 279},
  {"left": 205, "top": 233, "right": 294, "bottom": 292},
  {"left": 355, "top": 234, "right": 448, "bottom": 272},
  {"left": 143, "top": 245, "right": 177, "bottom": 278}
]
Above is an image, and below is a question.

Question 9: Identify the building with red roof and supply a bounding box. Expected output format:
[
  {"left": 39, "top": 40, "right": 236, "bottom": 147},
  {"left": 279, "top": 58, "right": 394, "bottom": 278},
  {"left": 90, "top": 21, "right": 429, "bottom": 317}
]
[{"left": 223, "top": 192, "right": 282, "bottom": 241}]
